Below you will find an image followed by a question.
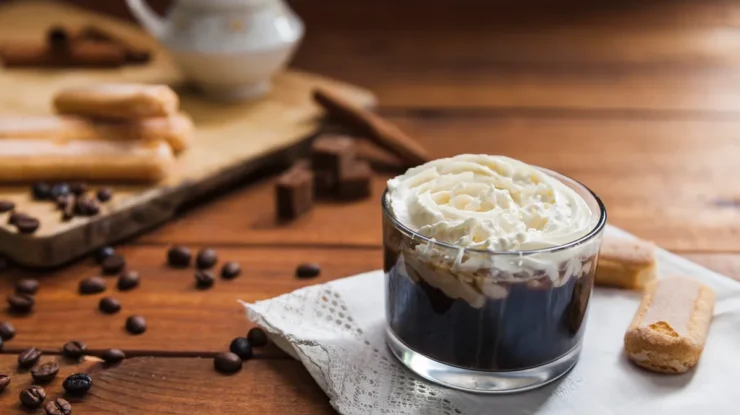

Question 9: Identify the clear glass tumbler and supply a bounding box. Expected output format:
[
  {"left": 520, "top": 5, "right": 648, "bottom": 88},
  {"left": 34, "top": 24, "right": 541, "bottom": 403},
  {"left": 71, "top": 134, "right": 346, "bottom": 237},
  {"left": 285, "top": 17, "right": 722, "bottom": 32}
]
[{"left": 383, "top": 169, "right": 607, "bottom": 393}]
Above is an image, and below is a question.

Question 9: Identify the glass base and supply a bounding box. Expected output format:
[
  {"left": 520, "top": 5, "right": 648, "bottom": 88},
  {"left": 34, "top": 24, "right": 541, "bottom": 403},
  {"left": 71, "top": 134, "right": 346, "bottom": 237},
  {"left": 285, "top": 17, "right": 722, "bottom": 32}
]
[{"left": 386, "top": 327, "right": 581, "bottom": 394}]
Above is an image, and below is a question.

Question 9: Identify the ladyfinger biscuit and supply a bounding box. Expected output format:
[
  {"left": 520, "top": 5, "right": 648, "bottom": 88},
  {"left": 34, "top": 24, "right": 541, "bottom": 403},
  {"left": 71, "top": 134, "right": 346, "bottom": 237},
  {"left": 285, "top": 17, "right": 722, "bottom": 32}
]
[
  {"left": 0, "top": 139, "right": 173, "bottom": 182},
  {"left": 53, "top": 83, "right": 178, "bottom": 119},
  {"left": 595, "top": 236, "right": 656, "bottom": 289},
  {"left": 624, "top": 277, "right": 715, "bottom": 374}
]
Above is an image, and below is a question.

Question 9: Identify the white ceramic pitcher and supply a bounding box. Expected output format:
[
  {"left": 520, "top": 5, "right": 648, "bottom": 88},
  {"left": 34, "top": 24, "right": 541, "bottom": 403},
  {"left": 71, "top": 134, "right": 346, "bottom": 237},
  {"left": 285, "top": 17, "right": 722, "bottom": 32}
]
[{"left": 126, "top": 0, "right": 304, "bottom": 101}]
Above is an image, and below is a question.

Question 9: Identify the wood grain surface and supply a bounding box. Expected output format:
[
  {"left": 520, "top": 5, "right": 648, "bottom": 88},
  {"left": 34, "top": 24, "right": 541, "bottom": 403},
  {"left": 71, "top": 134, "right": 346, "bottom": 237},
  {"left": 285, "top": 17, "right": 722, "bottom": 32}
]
[{"left": 1, "top": 0, "right": 739, "bottom": 413}]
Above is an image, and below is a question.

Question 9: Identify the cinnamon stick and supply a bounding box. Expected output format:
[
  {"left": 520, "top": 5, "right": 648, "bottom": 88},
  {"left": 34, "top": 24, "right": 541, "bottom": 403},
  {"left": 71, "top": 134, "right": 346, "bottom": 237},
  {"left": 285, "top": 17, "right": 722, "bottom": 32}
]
[
  {"left": 76, "top": 25, "right": 151, "bottom": 64},
  {"left": 313, "top": 88, "right": 430, "bottom": 167},
  {"left": 1, "top": 41, "right": 125, "bottom": 68}
]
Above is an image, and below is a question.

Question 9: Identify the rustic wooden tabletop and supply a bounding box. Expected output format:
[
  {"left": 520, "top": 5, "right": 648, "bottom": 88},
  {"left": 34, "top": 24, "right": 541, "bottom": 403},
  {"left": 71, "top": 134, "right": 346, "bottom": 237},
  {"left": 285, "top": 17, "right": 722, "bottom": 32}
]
[{"left": 1, "top": 0, "right": 740, "bottom": 413}]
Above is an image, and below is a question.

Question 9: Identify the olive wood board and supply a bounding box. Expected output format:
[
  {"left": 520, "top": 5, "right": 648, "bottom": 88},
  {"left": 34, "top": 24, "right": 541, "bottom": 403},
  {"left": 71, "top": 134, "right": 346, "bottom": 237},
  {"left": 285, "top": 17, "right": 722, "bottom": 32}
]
[{"left": 0, "top": 0, "right": 376, "bottom": 267}]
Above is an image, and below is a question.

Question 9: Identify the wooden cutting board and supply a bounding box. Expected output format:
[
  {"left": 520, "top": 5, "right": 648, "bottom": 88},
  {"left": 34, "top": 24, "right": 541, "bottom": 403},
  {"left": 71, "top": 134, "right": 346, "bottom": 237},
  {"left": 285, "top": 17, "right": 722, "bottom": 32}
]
[{"left": 0, "top": 0, "right": 376, "bottom": 267}]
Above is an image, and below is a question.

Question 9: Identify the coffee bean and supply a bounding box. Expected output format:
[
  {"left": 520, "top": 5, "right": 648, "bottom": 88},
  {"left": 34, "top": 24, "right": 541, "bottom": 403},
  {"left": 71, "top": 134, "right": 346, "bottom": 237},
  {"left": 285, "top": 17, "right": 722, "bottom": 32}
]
[
  {"left": 18, "top": 348, "right": 42, "bottom": 369},
  {"left": 96, "top": 187, "right": 113, "bottom": 202},
  {"left": 15, "top": 216, "right": 40, "bottom": 234},
  {"left": 16, "top": 278, "right": 39, "bottom": 295},
  {"left": 69, "top": 182, "right": 87, "bottom": 196},
  {"left": 296, "top": 263, "right": 321, "bottom": 279},
  {"left": 79, "top": 276, "right": 106, "bottom": 295},
  {"left": 75, "top": 196, "right": 100, "bottom": 216},
  {"left": 62, "top": 340, "right": 87, "bottom": 359},
  {"left": 220, "top": 261, "right": 241, "bottom": 279},
  {"left": 61, "top": 198, "right": 76, "bottom": 221},
  {"left": 214, "top": 352, "right": 242, "bottom": 374},
  {"left": 101, "top": 254, "right": 125, "bottom": 275},
  {"left": 167, "top": 246, "right": 191, "bottom": 268},
  {"left": 196, "top": 248, "right": 218, "bottom": 269},
  {"left": 102, "top": 348, "right": 125, "bottom": 364},
  {"left": 31, "top": 362, "right": 60, "bottom": 383},
  {"left": 0, "top": 374, "right": 10, "bottom": 392},
  {"left": 7, "top": 211, "right": 31, "bottom": 226},
  {"left": 95, "top": 246, "right": 115, "bottom": 263},
  {"left": 195, "top": 270, "right": 215, "bottom": 289},
  {"left": 56, "top": 193, "right": 74, "bottom": 210},
  {"left": 0, "top": 199, "right": 14, "bottom": 212},
  {"left": 45, "top": 398, "right": 72, "bottom": 415},
  {"left": 62, "top": 373, "right": 92, "bottom": 395},
  {"left": 99, "top": 297, "right": 121, "bottom": 314},
  {"left": 0, "top": 321, "right": 16, "bottom": 340},
  {"left": 19, "top": 385, "right": 46, "bottom": 408},
  {"left": 117, "top": 270, "right": 140, "bottom": 291},
  {"left": 125, "top": 315, "right": 146, "bottom": 335},
  {"left": 247, "top": 327, "right": 269, "bottom": 347},
  {"left": 32, "top": 183, "right": 52, "bottom": 200},
  {"left": 229, "top": 337, "right": 253, "bottom": 359},
  {"left": 50, "top": 183, "right": 71, "bottom": 199},
  {"left": 8, "top": 293, "right": 35, "bottom": 313}
]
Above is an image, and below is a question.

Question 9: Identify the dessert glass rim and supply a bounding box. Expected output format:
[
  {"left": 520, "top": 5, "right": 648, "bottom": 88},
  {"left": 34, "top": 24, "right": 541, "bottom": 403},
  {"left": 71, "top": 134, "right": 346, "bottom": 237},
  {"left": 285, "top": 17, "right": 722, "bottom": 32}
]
[{"left": 381, "top": 166, "right": 607, "bottom": 256}]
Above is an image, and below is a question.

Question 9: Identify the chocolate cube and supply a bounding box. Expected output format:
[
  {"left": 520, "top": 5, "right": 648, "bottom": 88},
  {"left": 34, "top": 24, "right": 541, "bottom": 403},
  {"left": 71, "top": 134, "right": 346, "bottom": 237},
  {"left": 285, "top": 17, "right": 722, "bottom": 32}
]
[
  {"left": 311, "top": 135, "right": 356, "bottom": 180},
  {"left": 338, "top": 161, "right": 372, "bottom": 200},
  {"left": 275, "top": 163, "right": 314, "bottom": 220}
]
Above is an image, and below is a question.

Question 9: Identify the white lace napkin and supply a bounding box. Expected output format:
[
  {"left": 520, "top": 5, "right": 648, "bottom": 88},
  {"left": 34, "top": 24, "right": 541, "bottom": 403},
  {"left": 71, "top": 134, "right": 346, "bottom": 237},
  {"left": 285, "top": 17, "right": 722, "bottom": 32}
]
[{"left": 242, "top": 225, "right": 740, "bottom": 415}]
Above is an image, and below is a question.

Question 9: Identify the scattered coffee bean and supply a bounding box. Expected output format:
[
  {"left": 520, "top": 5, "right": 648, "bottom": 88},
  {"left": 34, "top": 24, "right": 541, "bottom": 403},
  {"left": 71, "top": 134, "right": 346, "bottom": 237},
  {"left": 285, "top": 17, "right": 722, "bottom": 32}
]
[
  {"left": 62, "top": 373, "right": 92, "bottom": 395},
  {"left": 96, "top": 187, "right": 113, "bottom": 202},
  {"left": 19, "top": 384, "right": 46, "bottom": 408},
  {"left": 8, "top": 293, "right": 35, "bottom": 313},
  {"left": 195, "top": 270, "right": 215, "bottom": 289},
  {"left": 61, "top": 197, "right": 76, "bottom": 221},
  {"left": 0, "top": 374, "right": 10, "bottom": 392},
  {"left": 99, "top": 296, "right": 121, "bottom": 314},
  {"left": 196, "top": 248, "right": 218, "bottom": 269},
  {"left": 117, "top": 270, "right": 140, "bottom": 291},
  {"left": 31, "top": 362, "right": 60, "bottom": 383},
  {"left": 14, "top": 216, "right": 40, "bottom": 234},
  {"left": 102, "top": 348, "right": 125, "bottom": 364},
  {"left": 50, "top": 183, "right": 71, "bottom": 199},
  {"left": 229, "top": 337, "right": 253, "bottom": 360},
  {"left": 0, "top": 199, "right": 14, "bottom": 212},
  {"left": 75, "top": 196, "right": 100, "bottom": 216},
  {"left": 32, "top": 183, "right": 52, "bottom": 200},
  {"left": 78, "top": 276, "right": 106, "bottom": 294},
  {"left": 167, "top": 246, "right": 191, "bottom": 268},
  {"left": 221, "top": 261, "right": 241, "bottom": 279},
  {"left": 101, "top": 254, "right": 126, "bottom": 275},
  {"left": 69, "top": 182, "right": 87, "bottom": 196},
  {"left": 0, "top": 321, "right": 16, "bottom": 340},
  {"left": 125, "top": 315, "right": 146, "bottom": 335},
  {"left": 16, "top": 278, "right": 39, "bottom": 295},
  {"left": 95, "top": 246, "right": 115, "bottom": 263},
  {"left": 56, "top": 193, "right": 74, "bottom": 210},
  {"left": 45, "top": 398, "right": 72, "bottom": 415},
  {"left": 296, "top": 263, "right": 321, "bottom": 279},
  {"left": 62, "top": 340, "right": 87, "bottom": 359},
  {"left": 247, "top": 327, "right": 269, "bottom": 347},
  {"left": 18, "top": 348, "right": 42, "bottom": 369},
  {"left": 214, "top": 352, "right": 242, "bottom": 374},
  {"left": 7, "top": 211, "right": 31, "bottom": 226}
]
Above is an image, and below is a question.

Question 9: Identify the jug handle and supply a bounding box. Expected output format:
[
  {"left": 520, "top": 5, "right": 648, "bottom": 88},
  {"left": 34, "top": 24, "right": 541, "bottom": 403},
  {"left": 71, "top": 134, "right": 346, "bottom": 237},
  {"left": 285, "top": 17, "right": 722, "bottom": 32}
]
[{"left": 125, "top": 0, "right": 166, "bottom": 39}]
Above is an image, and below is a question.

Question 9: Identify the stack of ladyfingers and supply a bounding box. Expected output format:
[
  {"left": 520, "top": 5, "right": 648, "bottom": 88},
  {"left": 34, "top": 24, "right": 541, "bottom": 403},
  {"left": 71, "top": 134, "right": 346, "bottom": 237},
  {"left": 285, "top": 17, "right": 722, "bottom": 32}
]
[{"left": 0, "top": 83, "right": 193, "bottom": 182}]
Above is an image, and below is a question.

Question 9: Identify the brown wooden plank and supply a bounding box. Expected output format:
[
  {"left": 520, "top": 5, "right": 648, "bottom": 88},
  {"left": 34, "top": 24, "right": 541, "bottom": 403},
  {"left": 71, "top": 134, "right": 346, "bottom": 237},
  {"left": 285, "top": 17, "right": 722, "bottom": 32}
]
[{"left": 0, "top": 355, "right": 334, "bottom": 414}]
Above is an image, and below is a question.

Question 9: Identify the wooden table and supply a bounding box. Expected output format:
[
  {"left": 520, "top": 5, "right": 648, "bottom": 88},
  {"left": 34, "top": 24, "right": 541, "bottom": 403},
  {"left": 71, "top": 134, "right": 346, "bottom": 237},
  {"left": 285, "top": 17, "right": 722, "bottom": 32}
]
[{"left": 2, "top": 0, "right": 740, "bottom": 413}]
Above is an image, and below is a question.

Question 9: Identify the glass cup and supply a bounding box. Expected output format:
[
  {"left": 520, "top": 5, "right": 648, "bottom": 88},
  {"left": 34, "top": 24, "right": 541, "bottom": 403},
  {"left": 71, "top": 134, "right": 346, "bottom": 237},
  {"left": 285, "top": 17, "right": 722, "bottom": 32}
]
[{"left": 382, "top": 169, "right": 607, "bottom": 393}]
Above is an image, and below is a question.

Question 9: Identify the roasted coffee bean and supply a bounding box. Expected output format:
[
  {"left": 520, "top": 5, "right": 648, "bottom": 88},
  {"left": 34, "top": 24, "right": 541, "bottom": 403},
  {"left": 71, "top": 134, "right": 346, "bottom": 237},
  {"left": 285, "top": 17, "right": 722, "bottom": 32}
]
[
  {"left": 101, "top": 254, "right": 125, "bottom": 275},
  {"left": 45, "top": 398, "right": 72, "bottom": 415},
  {"left": 117, "top": 270, "right": 140, "bottom": 291},
  {"left": 8, "top": 293, "right": 35, "bottom": 313},
  {"left": 229, "top": 337, "right": 253, "bottom": 360},
  {"left": 7, "top": 211, "right": 31, "bottom": 226},
  {"left": 0, "top": 199, "right": 14, "bottom": 212},
  {"left": 16, "top": 278, "right": 39, "bottom": 295},
  {"left": 31, "top": 362, "right": 60, "bottom": 383},
  {"left": 56, "top": 193, "right": 74, "bottom": 210},
  {"left": 96, "top": 187, "right": 113, "bottom": 202},
  {"left": 79, "top": 276, "right": 106, "bottom": 294},
  {"left": 0, "top": 374, "right": 10, "bottom": 392},
  {"left": 69, "top": 182, "right": 87, "bottom": 196},
  {"left": 167, "top": 246, "right": 191, "bottom": 268},
  {"left": 75, "top": 196, "right": 100, "bottom": 216},
  {"left": 15, "top": 216, "right": 40, "bottom": 234},
  {"left": 220, "top": 261, "right": 241, "bottom": 279},
  {"left": 125, "top": 315, "right": 146, "bottom": 335},
  {"left": 99, "top": 297, "right": 121, "bottom": 314},
  {"left": 62, "top": 373, "right": 92, "bottom": 395},
  {"left": 61, "top": 198, "right": 76, "bottom": 221},
  {"left": 196, "top": 248, "right": 218, "bottom": 269},
  {"left": 0, "top": 321, "right": 16, "bottom": 340},
  {"left": 95, "top": 246, "right": 115, "bottom": 263},
  {"left": 19, "top": 385, "right": 46, "bottom": 408},
  {"left": 62, "top": 340, "right": 87, "bottom": 359},
  {"left": 296, "top": 263, "right": 321, "bottom": 279},
  {"left": 102, "top": 348, "right": 125, "bottom": 364},
  {"left": 247, "top": 327, "right": 269, "bottom": 347},
  {"left": 195, "top": 270, "right": 215, "bottom": 289},
  {"left": 18, "top": 348, "right": 42, "bottom": 369},
  {"left": 32, "top": 183, "right": 52, "bottom": 200},
  {"left": 214, "top": 352, "right": 242, "bottom": 374},
  {"left": 50, "top": 183, "right": 71, "bottom": 199}
]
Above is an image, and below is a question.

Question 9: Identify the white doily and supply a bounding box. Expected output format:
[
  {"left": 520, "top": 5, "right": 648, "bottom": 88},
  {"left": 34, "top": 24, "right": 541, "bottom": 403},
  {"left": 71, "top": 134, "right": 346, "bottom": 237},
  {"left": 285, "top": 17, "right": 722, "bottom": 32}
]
[{"left": 243, "top": 226, "right": 740, "bottom": 415}]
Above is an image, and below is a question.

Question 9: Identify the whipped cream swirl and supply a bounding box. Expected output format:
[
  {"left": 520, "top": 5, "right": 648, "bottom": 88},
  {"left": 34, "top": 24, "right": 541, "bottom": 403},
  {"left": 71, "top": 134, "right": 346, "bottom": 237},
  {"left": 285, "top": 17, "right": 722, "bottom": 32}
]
[{"left": 387, "top": 154, "right": 593, "bottom": 251}]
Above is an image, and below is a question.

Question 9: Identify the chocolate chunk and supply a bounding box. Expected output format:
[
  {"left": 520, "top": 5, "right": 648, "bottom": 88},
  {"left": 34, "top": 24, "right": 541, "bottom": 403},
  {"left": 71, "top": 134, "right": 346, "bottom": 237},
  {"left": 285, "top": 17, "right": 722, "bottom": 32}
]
[
  {"left": 229, "top": 337, "right": 253, "bottom": 359},
  {"left": 101, "top": 254, "right": 125, "bottom": 275},
  {"left": 32, "top": 182, "right": 52, "bottom": 200},
  {"left": 214, "top": 352, "right": 242, "bottom": 374},
  {"left": 195, "top": 270, "right": 215, "bottom": 289},
  {"left": 18, "top": 347, "right": 42, "bottom": 368},
  {"left": 19, "top": 384, "right": 46, "bottom": 408},
  {"left": 313, "top": 170, "right": 337, "bottom": 197},
  {"left": 45, "top": 398, "right": 72, "bottom": 415},
  {"left": 337, "top": 160, "right": 372, "bottom": 200},
  {"left": 62, "top": 373, "right": 92, "bottom": 395},
  {"left": 8, "top": 293, "right": 35, "bottom": 313},
  {"left": 196, "top": 248, "right": 218, "bottom": 269},
  {"left": 125, "top": 315, "right": 146, "bottom": 335},
  {"left": 0, "top": 322, "right": 16, "bottom": 340},
  {"left": 16, "top": 278, "right": 39, "bottom": 295},
  {"left": 99, "top": 296, "right": 121, "bottom": 314},
  {"left": 14, "top": 216, "right": 40, "bottom": 234},
  {"left": 62, "top": 340, "right": 87, "bottom": 359},
  {"left": 0, "top": 199, "right": 14, "bottom": 212},
  {"left": 296, "top": 263, "right": 321, "bottom": 279},
  {"left": 0, "top": 374, "right": 10, "bottom": 392},
  {"left": 311, "top": 135, "right": 357, "bottom": 180},
  {"left": 220, "top": 262, "right": 241, "bottom": 279},
  {"left": 275, "top": 163, "right": 314, "bottom": 220},
  {"left": 31, "top": 362, "right": 60, "bottom": 383},
  {"left": 69, "top": 182, "right": 87, "bottom": 196},
  {"left": 117, "top": 270, "right": 140, "bottom": 291},
  {"left": 102, "top": 348, "right": 125, "bottom": 364},
  {"left": 167, "top": 246, "right": 191, "bottom": 268},
  {"left": 247, "top": 327, "right": 269, "bottom": 347},
  {"left": 97, "top": 187, "right": 113, "bottom": 202},
  {"left": 79, "top": 276, "right": 106, "bottom": 294}
]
